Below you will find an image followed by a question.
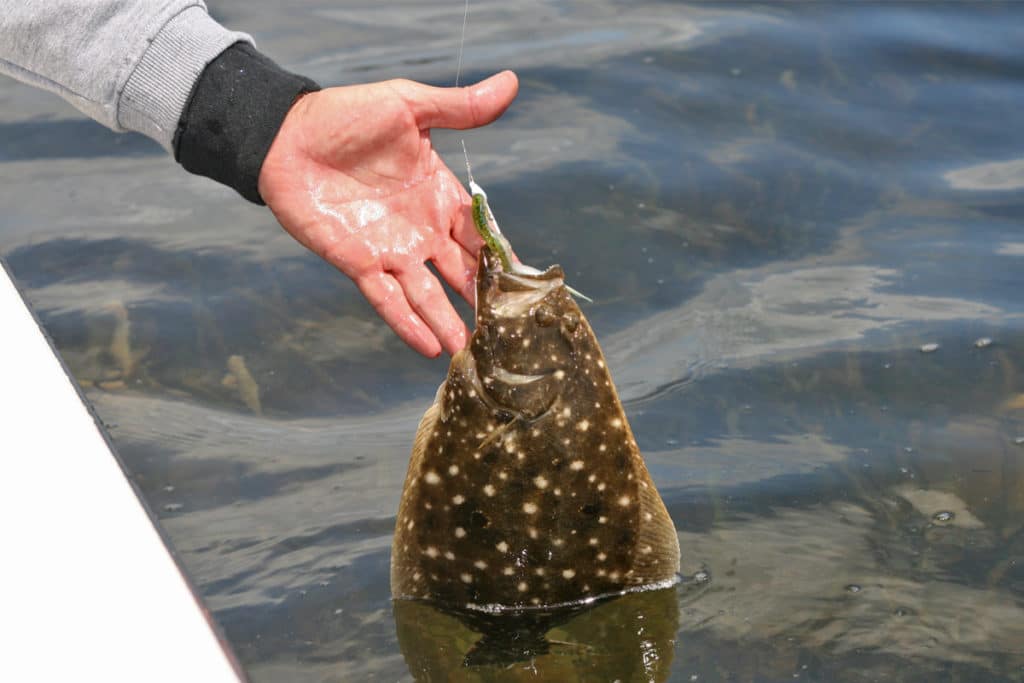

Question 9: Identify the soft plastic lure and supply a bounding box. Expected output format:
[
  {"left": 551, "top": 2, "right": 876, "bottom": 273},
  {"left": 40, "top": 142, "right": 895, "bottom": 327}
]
[{"left": 463, "top": 143, "right": 592, "bottom": 302}]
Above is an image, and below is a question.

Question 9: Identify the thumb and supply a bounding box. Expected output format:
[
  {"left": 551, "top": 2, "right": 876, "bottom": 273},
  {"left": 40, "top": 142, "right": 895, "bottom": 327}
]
[{"left": 398, "top": 70, "right": 519, "bottom": 130}]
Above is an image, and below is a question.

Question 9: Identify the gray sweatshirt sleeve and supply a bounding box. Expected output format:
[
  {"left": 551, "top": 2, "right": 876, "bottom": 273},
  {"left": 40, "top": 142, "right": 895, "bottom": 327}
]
[{"left": 0, "top": 1, "right": 251, "bottom": 152}]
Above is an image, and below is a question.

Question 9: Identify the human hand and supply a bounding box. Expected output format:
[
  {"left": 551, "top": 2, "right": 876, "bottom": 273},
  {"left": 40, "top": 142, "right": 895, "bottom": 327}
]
[{"left": 257, "top": 71, "right": 519, "bottom": 357}]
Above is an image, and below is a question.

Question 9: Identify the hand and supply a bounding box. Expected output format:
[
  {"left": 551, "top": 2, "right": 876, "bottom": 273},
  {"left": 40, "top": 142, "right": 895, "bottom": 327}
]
[{"left": 257, "top": 71, "right": 519, "bottom": 357}]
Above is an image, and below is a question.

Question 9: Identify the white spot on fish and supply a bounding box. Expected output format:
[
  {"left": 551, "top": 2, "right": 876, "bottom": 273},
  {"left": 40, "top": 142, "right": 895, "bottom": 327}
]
[
  {"left": 523, "top": 502, "right": 538, "bottom": 514},
  {"left": 484, "top": 484, "right": 496, "bottom": 497},
  {"left": 610, "top": 418, "right": 623, "bottom": 429},
  {"left": 618, "top": 495, "right": 631, "bottom": 506},
  {"left": 503, "top": 567, "right": 515, "bottom": 576},
  {"left": 533, "top": 475, "right": 549, "bottom": 489},
  {"left": 562, "top": 569, "right": 576, "bottom": 579},
  {"left": 529, "top": 527, "right": 539, "bottom": 539},
  {"left": 589, "top": 537, "right": 599, "bottom": 546},
  {"left": 455, "top": 527, "right": 466, "bottom": 538},
  {"left": 570, "top": 460, "right": 585, "bottom": 471},
  {"left": 553, "top": 538, "right": 565, "bottom": 547},
  {"left": 522, "top": 338, "right": 531, "bottom": 348},
  {"left": 641, "top": 545, "right": 652, "bottom": 554},
  {"left": 517, "top": 582, "right": 528, "bottom": 592},
  {"left": 425, "top": 547, "right": 439, "bottom": 558},
  {"left": 448, "top": 465, "right": 459, "bottom": 476},
  {"left": 452, "top": 494, "right": 465, "bottom": 505},
  {"left": 474, "top": 560, "right": 488, "bottom": 570},
  {"left": 599, "top": 444, "right": 607, "bottom": 452},
  {"left": 424, "top": 471, "right": 441, "bottom": 485},
  {"left": 496, "top": 541, "right": 509, "bottom": 552},
  {"left": 554, "top": 369, "right": 566, "bottom": 380},
  {"left": 460, "top": 573, "right": 473, "bottom": 583},
  {"left": 577, "top": 419, "right": 590, "bottom": 432},
  {"left": 444, "top": 551, "right": 455, "bottom": 560}
]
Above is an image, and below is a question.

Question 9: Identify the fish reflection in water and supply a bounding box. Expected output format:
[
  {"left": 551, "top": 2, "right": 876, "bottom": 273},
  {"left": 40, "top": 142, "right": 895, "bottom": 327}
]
[{"left": 394, "top": 585, "right": 681, "bottom": 682}]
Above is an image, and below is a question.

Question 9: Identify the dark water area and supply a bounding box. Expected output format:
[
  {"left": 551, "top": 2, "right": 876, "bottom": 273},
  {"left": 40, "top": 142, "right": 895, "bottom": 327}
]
[{"left": 3, "top": 1, "right": 1024, "bottom": 681}]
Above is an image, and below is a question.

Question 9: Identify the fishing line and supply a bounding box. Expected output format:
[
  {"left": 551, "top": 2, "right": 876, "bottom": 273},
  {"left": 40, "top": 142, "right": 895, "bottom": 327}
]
[
  {"left": 456, "top": 0, "right": 474, "bottom": 182},
  {"left": 454, "top": 0, "right": 470, "bottom": 88}
]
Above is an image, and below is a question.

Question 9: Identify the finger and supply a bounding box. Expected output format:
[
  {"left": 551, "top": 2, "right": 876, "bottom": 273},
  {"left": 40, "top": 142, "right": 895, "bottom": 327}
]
[
  {"left": 395, "top": 71, "right": 519, "bottom": 131},
  {"left": 356, "top": 271, "right": 443, "bottom": 358},
  {"left": 433, "top": 237, "right": 479, "bottom": 306},
  {"left": 394, "top": 265, "right": 468, "bottom": 355}
]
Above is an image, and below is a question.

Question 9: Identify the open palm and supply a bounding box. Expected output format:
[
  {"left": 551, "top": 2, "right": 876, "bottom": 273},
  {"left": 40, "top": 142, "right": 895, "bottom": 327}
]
[{"left": 258, "top": 71, "right": 519, "bottom": 357}]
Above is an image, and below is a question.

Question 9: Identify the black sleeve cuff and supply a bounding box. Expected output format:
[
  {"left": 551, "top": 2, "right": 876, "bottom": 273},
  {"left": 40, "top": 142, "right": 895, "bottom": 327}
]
[{"left": 173, "top": 42, "right": 320, "bottom": 205}]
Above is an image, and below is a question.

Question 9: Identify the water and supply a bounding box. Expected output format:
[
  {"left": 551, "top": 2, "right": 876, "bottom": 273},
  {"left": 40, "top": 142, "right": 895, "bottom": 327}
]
[{"left": 3, "top": 1, "right": 1024, "bottom": 680}]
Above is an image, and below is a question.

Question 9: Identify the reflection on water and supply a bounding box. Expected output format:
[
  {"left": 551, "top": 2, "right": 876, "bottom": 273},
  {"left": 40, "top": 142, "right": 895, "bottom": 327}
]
[
  {"left": 3, "top": 1, "right": 1024, "bottom": 681},
  {"left": 395, "top": 585, "right": 683, "bottom": 681}
]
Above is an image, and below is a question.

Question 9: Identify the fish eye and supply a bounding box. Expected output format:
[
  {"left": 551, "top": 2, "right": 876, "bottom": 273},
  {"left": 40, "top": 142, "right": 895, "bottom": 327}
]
[
  {"left": 534, "top": 305, "right": 557, "bottom": 326},
  {"left": 562, "top": 312, "right": 579, "bottom": 333}
]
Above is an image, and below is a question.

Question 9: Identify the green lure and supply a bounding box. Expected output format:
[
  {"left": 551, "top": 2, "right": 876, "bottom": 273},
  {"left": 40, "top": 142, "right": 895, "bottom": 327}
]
[
  {"left": 462, "top": 146, "right": 592, "bottom": 302},
  {"left": 469, "top": 181, "right": 515, "bottom": 272}
]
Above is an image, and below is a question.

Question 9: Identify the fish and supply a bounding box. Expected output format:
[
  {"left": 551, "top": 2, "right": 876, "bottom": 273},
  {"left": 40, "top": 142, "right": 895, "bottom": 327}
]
[{"left": 390, "top": 241, "right": 680, "bottom": 611}]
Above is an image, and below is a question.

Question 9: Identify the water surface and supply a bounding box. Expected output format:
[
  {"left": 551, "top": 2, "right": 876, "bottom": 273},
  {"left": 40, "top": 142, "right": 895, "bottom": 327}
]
[{"left": 3, "top": 1, "right": 1024, "bottom": 681}]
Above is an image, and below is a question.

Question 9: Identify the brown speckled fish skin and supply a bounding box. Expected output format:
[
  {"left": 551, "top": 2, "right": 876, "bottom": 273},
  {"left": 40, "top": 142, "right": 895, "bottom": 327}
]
[{"left": 391, "top": 246, "right": 679, "bottom": 610}]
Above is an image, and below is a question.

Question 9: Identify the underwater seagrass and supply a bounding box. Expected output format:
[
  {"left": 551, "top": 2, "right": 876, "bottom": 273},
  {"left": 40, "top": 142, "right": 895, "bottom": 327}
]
[{"left": 390, "top": 193, "right": 680, "bottom": 610}]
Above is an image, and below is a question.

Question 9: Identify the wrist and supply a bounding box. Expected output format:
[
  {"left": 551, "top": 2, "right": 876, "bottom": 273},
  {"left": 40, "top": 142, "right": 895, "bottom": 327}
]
[{"left": 173, "top": 42, "right": 320, "bottom": 204}]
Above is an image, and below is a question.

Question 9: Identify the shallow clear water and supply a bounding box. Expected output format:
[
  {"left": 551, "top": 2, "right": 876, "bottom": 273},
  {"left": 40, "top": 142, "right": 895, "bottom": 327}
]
[{"left": 3, "top": 1, "right": 1024, "bottom": 680}]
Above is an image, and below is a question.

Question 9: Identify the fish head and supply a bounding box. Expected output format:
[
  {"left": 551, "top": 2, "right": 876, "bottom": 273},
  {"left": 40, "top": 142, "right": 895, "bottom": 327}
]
[{"left": 467, "top": 246, "right": 584, "bottom": 420}]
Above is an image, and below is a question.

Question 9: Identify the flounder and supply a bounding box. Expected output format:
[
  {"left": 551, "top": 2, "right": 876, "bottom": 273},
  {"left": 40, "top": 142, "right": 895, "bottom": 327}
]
[{"left": 390, "top": 245, "right": 679, "bottom": 611}]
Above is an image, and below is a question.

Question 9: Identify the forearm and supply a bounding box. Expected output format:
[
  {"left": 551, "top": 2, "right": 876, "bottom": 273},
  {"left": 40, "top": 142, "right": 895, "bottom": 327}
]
[
  {"left": 0, "top": 0, "right": 248, "bottom": 151},
  {"left": 0, "top": 1, "right": 319, "bottom": 203}
]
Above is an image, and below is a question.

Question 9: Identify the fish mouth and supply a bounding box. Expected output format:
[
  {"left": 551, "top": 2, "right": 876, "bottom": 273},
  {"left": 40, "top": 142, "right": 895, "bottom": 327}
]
[
  {"left": 476, "top": 246, "right": 565, "bottom": 318},
  {"left": 464, "top": 246, "right": 571, "bottom": 419}
]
